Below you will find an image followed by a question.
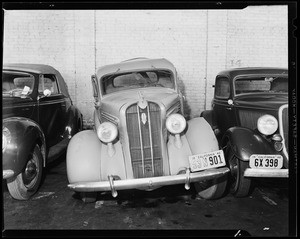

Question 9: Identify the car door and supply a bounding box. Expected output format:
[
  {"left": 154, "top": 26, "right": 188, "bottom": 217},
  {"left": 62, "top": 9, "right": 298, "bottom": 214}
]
[
  {"left": 212, "top": 76, "right": 237, "bottom": 135},
  {"left": 37, "top": 74, "right": 66, "bottom": 148}
]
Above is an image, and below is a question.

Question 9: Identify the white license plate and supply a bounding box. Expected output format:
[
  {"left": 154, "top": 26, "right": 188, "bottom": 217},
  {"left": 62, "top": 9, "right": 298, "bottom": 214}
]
[
  {"left": 249, "top": 154, "right": 283, "bottom": 169},
  {"left": 189, "top": 150, "right": 226, "bottom": 172}
]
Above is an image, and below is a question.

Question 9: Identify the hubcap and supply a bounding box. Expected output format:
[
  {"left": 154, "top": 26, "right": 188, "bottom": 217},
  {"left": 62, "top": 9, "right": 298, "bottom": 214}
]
[{"left": 23, "top": 154, "right": 39, "bottom": 188}]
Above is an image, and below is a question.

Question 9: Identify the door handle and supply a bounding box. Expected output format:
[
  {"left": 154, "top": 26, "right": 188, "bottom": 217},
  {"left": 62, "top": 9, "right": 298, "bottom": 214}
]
[{"left": 226, "top": 107, "right": 232, "bottom": 111}]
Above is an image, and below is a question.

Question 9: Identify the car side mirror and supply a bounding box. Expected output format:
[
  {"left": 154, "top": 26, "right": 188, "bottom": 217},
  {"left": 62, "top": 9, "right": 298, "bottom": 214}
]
[{"left": 43, "top": 89, "right": 51, "bottom": 97}]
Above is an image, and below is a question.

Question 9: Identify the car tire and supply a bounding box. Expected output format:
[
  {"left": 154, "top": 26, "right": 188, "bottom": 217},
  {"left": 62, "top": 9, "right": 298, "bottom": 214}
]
[
  {"left": 226, "top": 143, "right": 251, "bottom": 197},
  {"left": 194, "top": 175, "right": 227, "bottom": 200},
  {"left": 7, "top": 145, "right": 43, "bottom": 200}
]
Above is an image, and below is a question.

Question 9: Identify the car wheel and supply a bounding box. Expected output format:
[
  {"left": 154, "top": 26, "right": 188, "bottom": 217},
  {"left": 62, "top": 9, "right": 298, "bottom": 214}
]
[
  {"left": 194, "top": 175, "right": 227, "bottom": 200},
  {"left": 226, "top": 143, "right": 251, "bottom": 197},
  {"left": 7, "top": 145, "right": 43, "bottom": 200}
]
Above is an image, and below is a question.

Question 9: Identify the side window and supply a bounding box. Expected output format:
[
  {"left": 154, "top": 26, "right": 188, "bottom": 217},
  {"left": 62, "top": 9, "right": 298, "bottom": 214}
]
[
  {"left": 215, "top": 77, "right": 230, "bottom": 99},
  {"left": 39, "top": 74, "right": 59, "bottom": 95}
]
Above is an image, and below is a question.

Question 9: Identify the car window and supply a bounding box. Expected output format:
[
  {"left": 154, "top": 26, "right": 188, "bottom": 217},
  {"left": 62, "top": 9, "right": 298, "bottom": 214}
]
[
  {"left": 234, "top": 77, "right": 288, "bottom": 95},
  {"left": 39, "top": 74, "right": 59, "bottom": 95},
  {"left": 2, "top": 71, "right": 34, "bottom": 97},
  {"left": 102, "top": 70, "right": 174, "bottom": 94},
  {"left": 215, "top": 77, "right": 230, "bottom": 99}
]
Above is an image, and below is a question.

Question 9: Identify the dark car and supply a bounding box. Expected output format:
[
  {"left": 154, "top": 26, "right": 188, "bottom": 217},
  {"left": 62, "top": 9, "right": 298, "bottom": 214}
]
[
  {"left": 2, "top": 63, "right": 83, "bottom": 200},
  {"left": 201, "top": 67, "right": 288, "bottom": 197}
]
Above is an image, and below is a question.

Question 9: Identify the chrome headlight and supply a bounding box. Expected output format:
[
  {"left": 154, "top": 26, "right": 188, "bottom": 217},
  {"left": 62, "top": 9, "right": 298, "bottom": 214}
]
[
  {"left": 166, "top": 113, "right": 186, "bottom": 134},
  {"left": 3, "top": 127, "right": 11, "bottom": 152},
  {"left": 257, "top": 114, "right": 278, "bottom": 136},
  {"left": 97, "top": 122, "right": 118, "bottom": 143}
]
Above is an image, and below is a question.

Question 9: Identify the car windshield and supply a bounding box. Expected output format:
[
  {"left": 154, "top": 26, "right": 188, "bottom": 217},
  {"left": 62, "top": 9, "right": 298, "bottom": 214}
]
[
  {"left": 2, "top": 71, "right": 35, "bottom": 98},
  {"left": 234, "top": 76, "right": 288, "bottom": 95},
  {"left": 101, "top": 69, "right": 174, "bottom": 95}
]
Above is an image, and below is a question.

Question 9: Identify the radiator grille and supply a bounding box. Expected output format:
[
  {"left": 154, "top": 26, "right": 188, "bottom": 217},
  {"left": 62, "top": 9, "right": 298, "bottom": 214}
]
[
  {"left": 126, "top": 102, "right": 163, "bottom": 178},
  {"left": 280, "top": 105, "right": 288, "bottom": 154},
  {"left": 239, "top": 110, "right": 265, "bottom": 130}
]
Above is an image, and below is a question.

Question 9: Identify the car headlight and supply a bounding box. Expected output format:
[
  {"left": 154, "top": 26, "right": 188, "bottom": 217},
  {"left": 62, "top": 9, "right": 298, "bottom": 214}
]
[
  {"left": 166, "top": 113, "right": 186, "bottom": 134},
  {"left": 97, "top": 122, "right": 118, "bottom": 143},
  {"left": 257, "top": 114, "right": 278, "bottom": 136},
  {"left": 3, "top": 127, "right": 11, "bottom": 152}
]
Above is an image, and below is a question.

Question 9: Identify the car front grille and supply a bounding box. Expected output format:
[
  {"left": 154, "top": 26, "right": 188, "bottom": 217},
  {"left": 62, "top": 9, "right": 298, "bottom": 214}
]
[
  {"left": 126, "top": 102, "right": 163, "bottom": 178},
  {"left": 279, "top": 104, "right": 288, "bottom": 157}
]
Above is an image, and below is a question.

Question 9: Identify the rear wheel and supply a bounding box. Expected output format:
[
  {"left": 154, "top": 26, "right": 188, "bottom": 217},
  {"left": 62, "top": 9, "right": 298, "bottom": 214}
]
[
  {"left": 7, "top": 145, "right": 43, "bottom": 200},
  {"left": 195, "top": 175, "right": 227, "bottom": 200},
  {"left": 226, "top": 143, "right": 251, "bottom": 197}
]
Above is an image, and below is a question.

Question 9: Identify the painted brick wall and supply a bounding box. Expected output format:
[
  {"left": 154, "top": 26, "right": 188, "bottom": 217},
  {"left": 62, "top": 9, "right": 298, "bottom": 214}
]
[{"left": 3, "top": 6, "right": 288, "bottom": 126}]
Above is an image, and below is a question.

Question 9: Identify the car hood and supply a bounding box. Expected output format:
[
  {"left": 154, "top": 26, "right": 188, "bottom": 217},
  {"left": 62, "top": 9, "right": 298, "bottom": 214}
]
[
  {"left": 99, "top": 88, "right": 180, "bottom": 117},
  {"left": 234, "top": 93, "right": 288, "bottom": 109}
]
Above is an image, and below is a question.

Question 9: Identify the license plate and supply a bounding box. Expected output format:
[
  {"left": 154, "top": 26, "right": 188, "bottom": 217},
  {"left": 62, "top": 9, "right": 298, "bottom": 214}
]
[
  {"left": 249, "top": 154, "right": 283, "bottom": 169},
  {"left": 189, "top": 150, "right": 226, "bottom": 172}
]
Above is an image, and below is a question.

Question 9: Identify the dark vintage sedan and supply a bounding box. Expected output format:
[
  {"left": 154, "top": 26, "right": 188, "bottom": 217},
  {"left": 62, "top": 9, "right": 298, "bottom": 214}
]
[
  {"left": 2, "top": 63, "right": 83, "bottom": 200},
  {"left": 201, "top": 67, "right": 288, "bottom": 197},
  {"left": 66, "top": 58, "right": 229, "bottom": 203}
]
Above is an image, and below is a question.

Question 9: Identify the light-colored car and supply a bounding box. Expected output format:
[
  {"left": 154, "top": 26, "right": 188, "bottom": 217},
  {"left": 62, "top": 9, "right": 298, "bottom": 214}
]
[{"left": 66, "top": 58, "right": 229, "bottom": 202}]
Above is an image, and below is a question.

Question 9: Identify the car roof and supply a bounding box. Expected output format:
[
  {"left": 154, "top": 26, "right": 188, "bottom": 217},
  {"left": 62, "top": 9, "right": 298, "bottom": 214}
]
[
  {"left": 217, "top": 67, "right": 288, "bottom": 79},
  {"left": 96, "top": 58, "right": 177, "bottom": 78},
  {"left": 3, "top": 63, "right": 60, "bottom": 75}
]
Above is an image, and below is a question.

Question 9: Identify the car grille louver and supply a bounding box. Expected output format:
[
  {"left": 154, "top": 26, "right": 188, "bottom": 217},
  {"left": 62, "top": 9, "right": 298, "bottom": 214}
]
[{"left": 126, "top": 102, "right": 163, "bottom": 178}]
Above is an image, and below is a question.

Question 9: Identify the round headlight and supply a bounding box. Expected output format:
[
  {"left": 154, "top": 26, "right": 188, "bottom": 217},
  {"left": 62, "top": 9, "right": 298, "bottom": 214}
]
[
  {"left": 257, "top": 114, "right": 278, "bottom": 136},
  {"left": 97, "top": 122, "right": 118, "bottom": 143},
  {"left": 2, "top": 127, "right": 11, "bottom": 152},
  {"left": 166, "top": 113, "right": 186, "bottom": 134}
]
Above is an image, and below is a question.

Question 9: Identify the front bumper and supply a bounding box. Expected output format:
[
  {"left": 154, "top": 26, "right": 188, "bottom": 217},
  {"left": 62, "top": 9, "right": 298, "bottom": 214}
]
[
  {"left": 244, "top": 168, "right": 288, "bottom": 178},
  {"left": 68, "top": 167, "right": 229, "bottom": 197},
  {"left": 3, "top": 170, "right": 15, "bottom": 179}
]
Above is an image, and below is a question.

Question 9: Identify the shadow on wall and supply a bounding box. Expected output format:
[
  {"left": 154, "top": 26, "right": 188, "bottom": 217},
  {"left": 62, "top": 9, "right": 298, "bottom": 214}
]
[{"left": 177, "top": 75, "right": 191, "bottom": 120}]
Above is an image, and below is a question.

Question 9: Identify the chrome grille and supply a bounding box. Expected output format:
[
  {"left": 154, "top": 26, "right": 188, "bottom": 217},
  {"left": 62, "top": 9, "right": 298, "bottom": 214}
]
[
  {"left": 239, "top": 110, "right": 265, "bottom": 130},
  {"left": 126, "top": 102, "right": 163, "bottom": 178},
  {"left": 279, "top": 104, "right": 288, "bottom": 158}
]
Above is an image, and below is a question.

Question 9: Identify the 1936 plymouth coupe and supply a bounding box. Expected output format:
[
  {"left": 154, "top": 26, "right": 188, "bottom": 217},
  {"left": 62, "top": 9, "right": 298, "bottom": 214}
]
[
  {"left": 66, "top": 58, "right": 229, "bottom": 202},
  {"left": 2, "top": 63, "right": 83, "bottom": 200},
  {"left": 201, "top": 67, "right": 289, "bottom": 197}
]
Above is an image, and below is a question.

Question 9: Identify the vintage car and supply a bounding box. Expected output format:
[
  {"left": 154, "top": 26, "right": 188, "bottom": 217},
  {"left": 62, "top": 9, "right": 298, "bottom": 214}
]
[
  {"left": 201, "top": 67, "right": 288, "bottom": 197},
  {"left": 2, "top": 63, "right": 83, "bottom": 200},
  {"left": 66, "top": 58, "right": 229, "bottom": 202}
]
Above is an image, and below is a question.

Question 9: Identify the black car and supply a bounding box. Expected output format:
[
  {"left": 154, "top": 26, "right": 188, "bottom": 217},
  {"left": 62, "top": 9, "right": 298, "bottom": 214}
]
[
  {"left": 2, "top": 63, "right": 83, "bottom": 200},
  {"left": 201, "top": 67, "right": 288, "bottom": 197}
]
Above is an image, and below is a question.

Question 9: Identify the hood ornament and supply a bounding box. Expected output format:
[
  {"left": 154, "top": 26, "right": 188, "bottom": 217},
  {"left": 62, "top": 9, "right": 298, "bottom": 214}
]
[{"left": 138, "top": 91, "right": 147, "bottom": 109}]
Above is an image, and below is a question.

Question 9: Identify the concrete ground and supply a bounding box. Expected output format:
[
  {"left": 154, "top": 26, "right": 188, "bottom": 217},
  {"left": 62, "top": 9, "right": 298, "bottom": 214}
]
[{"left": 2, "top": 154, "right": 294, "bottom": 237}]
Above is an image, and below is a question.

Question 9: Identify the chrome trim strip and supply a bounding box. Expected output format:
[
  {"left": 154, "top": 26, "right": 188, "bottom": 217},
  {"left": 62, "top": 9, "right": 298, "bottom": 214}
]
[
  {"left": 101, "top": 111, "right": 119, "bottom": 125},
  {"left": 68, "top": 167, "right": 230, "bottom": 192},
  {"left": 147, "top": 105, "right": 155, "bottom": 176},
  {"left": 137, "top": 105, "right": 145, "bottom": 175},
  {"left": 278, "top": 104, "right": 288, "bottom": 160},
  {"left": 244, "top": 168, "right": 288, "bottom": 178},
  {"left": 3, "top": 170, "right": 15, "bottom": 179}
]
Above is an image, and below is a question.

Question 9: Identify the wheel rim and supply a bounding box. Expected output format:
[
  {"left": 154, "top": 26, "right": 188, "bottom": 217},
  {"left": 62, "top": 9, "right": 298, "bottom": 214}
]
[{"left": 22, "top": 153, "right": 40, "bottom": 189}]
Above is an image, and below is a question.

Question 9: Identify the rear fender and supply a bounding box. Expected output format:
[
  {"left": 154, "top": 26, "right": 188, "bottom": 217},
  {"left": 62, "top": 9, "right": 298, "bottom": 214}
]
[
  {"left": 3, "top": 117, "right": 46, "bottom": 174},
  {"left": 64, "top": 105, "right": 83, "bottom": 138},
  {"left": 221, "top": 127, "right": 275, "bottom": 162}
]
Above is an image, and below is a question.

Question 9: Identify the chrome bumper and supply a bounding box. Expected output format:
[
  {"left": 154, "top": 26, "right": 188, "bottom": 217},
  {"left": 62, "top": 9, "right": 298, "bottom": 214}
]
[
  {"left": 68, "top": 167, "right": 229, "bottom": 197},
  {"left": 244, "top": 168, "right": 289, "bottom": 178},
  {"left": 3, "top": 170, "right": 15, "bottom": 179}
]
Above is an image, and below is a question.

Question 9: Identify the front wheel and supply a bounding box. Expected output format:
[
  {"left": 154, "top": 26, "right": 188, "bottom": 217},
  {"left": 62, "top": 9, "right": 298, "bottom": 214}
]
[
  {"left": 7, "top": 145, "right": 43, "bottom": 200},
  {"left": 226, "top": 143, "right": 251, "bottom": 197},
  {"left": 195, "top": 174, "right": 227, "bottom": 200}
]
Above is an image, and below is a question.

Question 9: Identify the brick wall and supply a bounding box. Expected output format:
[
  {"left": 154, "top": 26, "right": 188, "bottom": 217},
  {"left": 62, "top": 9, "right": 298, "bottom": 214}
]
[{"left": 3, "top": 6, "right": 288, "bottom": 126}]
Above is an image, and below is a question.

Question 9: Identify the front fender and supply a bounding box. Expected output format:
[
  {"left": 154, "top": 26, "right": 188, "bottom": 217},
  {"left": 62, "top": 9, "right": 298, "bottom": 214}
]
[
  {"left": 3, "top": 117, "right": 46, "bottom": 175},
  {"left": 66, "top": 130, "right": 126, "bottom": 184},
  {"left": 167, "top": 117, "right": 219, "bottom": 174},
  {"left": 221, "top": 127, "right": 276, "bottom": 162}
]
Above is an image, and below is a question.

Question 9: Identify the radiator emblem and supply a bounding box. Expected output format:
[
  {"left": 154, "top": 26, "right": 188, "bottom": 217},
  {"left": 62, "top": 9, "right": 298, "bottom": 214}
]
[{"left": 141, "top": 113, "right": 147, "bottom": 124}]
